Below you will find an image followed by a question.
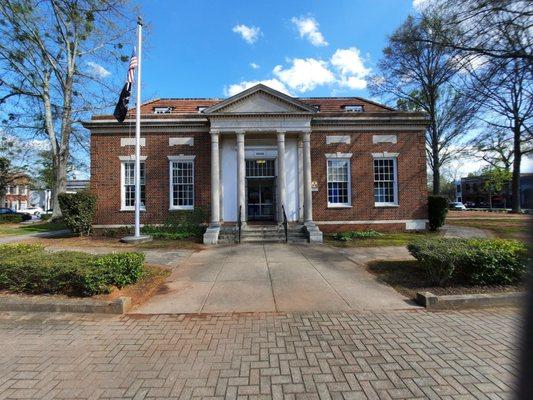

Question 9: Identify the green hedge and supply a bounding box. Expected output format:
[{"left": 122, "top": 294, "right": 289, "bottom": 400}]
[
  {"left": 0, "top": 244, "right": 145, "bottom": 296},
  {"left": 58, "top": 191, "right": 97, "bottom": 236},
  {"left": 0, "top": 213, "right": 31, "bottom": 223},
  {"left": 331, "top": 230, "right": 383, "bottom": 242},
  {"left": 428, "top": 195, "right": 449, "bottom": 231},
  {"left": 407, "top": 238, "right": 527, "bottom": 286},
  {"left": 0, "top": 214, "right": 23, "bottom": 223},
  {"left": 141, "top": 207, "right": 208, "bottom": 240}
]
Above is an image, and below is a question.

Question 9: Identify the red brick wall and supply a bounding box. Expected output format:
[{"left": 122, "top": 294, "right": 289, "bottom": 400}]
[
  {"left": 90, "top": 132, "right": 211, "bottom": 226},
  {"left": 310, "top": 130, "right": 427, "bottom": 230},
  {"left": 91, "top": 130, "right": 427, "bottom": 230}
]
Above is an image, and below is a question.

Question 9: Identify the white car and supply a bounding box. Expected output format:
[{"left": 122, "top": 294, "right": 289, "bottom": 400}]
[
  {"left": 450, "top": 202, "right": 467, "bottom": 211},
  {"left": 21, "top": 206, "right": 44, "bottom": 216}
]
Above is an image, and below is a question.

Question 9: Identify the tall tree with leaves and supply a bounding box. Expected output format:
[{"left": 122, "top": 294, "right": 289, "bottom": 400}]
[
  {"left": 370, "top": 13, "right": 478, "bottom": 194},
  {"left": 0, "top": 0, "right": 132, "bottom": 217}
]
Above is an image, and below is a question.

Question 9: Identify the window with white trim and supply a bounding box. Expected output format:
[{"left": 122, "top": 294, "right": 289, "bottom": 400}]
[
  {"left": 170, "top": 160, "right": 194, "bottom": 209},
  {"left": 327, "top": 159, "right": 351, "bottom": 206},
  {"left": 373, "top": 158, "right": 398, "bottom": 205},
  {"left": 121, "top": 161, "right": 145, "bottom": 210},
  {"left": 343, "top": 104, "right": 364, "bottom": 112}
]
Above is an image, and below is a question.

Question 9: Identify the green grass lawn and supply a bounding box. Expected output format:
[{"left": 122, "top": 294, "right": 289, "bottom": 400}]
[
  {"left": 324, "top": 231, "right": 439, "bottom": 247},
  {"left": 0, "top": 221, "right": 67, "bottom": 237},
  {"left": 447, "top": 218, "right": 530, "bottom": 242}
]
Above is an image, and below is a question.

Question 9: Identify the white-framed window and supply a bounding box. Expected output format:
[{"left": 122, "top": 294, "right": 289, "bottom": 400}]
[
  {"left": 343, "top": 104, "right": 364, "bottom": 112},
  {"left": 13, "top": 185, "right": 19, "bottom": 195},
  {"left": 6, "top": 186, "right": 11, "bottom": 195},
  {"left": 169, "top": 158, "right": 194, "bottom": 210},
  {"left": 327, "top": 158, "right": 351, "bottom": 206},
  {"left": 121, "top": 161, "right": 146, "bottom": 210},
  {"left": 373, "top": 157, "right": 398, "bottom": 206},
  {"left": 197, "top": 106, "right": 208, "bottom": 113},
  {"left": 21, "top": 186, "right": 28, "bottom": 196},
  {"left": 153, "top": 107, "right": 172, "bottom": 114}
]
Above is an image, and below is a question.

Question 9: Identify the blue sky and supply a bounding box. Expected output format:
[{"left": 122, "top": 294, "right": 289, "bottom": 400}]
[{"left": 134, "top": 0, "right": 416, "bottom": 101}]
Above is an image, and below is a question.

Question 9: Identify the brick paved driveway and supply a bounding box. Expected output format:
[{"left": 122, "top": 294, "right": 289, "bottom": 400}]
[{"left": 0, "top": 309, "right": 520, "bottom": 399}]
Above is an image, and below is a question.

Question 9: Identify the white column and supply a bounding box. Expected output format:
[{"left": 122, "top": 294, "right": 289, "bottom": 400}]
[
  {"left": 210, "top": 130, "right": 220, "bottom": 226},
  {"left": 277, "top": 131, "right": 286, "bottom": 222},
  {"left": 236, "top": 130, "right": 246, "bottom": 224},
  {"left": 297, "top": 138, "right": 304, "bottom": 221},
  {"left": 302, "top": 131, "right": 313, "bottom": 222}
]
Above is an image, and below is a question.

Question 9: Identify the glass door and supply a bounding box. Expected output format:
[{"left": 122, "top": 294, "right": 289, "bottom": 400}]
[{"left": 247, "top": 179, "right": 275, "bottom": 220}]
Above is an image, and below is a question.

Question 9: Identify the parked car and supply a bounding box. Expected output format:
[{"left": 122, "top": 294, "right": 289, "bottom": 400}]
[
  {"left": 0, "top": 207, "right": 32, "bottom": 221},
  {"left": 449, "top": 202, "right": 467, "bottom": 211},
  {"left": 21, "top": 206, "right": 44, "bottom": 217},
  {"left": 464, "top": 201, "right": 476, "bottom": 208}
]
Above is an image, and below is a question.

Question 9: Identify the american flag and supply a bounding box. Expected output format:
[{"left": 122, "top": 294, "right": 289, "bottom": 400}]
[{"left": 126, "top": 51, "right": 138, "bottom": 84}]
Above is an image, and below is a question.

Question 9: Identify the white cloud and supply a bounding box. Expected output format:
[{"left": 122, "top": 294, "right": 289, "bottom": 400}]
[
  {"left": 330, "top": 47, "right": 371, "bottom": 90},
  {"left": 273, "top": 58, "right": 335, "bottom": 92},
  {"left": 86, "top": 61, "right": 111, "bottom": 78},
  {"left": 232, "top": 24, "right": 261, "bottom": 44},
  {"left": 224, "top": 79, "right": 291, "bottom": 97},
  {"left": 291, "top": 16, "right": 328, "bottom": 47},
  {"left": 250, "top": 62, "right": 260, "bottom": 70},
  {"left": 224, "top": 47, "right": 372, "bottom": 95}
]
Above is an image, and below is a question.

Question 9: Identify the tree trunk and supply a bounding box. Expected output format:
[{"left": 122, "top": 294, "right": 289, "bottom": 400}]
[
  {"left": 511, "top": 122, "right": 522, "bottom": 213},
  {"left": 51, "top": 152, "right": 68, "bottom": 218}
]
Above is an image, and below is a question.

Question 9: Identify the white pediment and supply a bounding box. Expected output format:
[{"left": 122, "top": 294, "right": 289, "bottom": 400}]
[
  {"left": 222, "top": 92, "right": 303, "bottom": 113},
  {"left": 203, "top": 84, "right": 317, "bottom": 114}
]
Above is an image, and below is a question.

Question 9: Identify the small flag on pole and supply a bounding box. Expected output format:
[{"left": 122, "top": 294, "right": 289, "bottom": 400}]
[{"left": 113, "top": 51, "right": 138, "bottom": 123}]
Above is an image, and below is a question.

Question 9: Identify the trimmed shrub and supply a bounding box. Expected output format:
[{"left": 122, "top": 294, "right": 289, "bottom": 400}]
[
  {"left": 456, "top": 239, "right": 527, "bottom": 285},
  {"left": 0, "top": 213, "right": 30, "bottom": 223},
  {"left": 332, "top": 230, "right": 383, "bottom": 242},
  {"left": 93, "top": 252, "right": 145, "bottom": 288},
  {"left": 58, "top": 191, "right": 97, "bottom": 236},
  {"left": 141, "top": 207, "right": 208, "bottom": 240},
  {"left": 407, "top": 238, "right": 466, "bottom": 285},
  {"left": 0, "top": 244, "right": 145, "bottom": 296},
  {"left": 408, "top": 237, "right": 528, "bottom": 286},
  {"left": 428, "top": 195, "right": 449, "bottom": 231}
]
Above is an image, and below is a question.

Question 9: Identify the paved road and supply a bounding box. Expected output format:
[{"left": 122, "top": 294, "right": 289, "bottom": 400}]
[
  {"left": 134, "top": 244, "right": 416, "bottom": 314},
  {"left": 0, "top": 309, "right": 520, "bottom": 399}
]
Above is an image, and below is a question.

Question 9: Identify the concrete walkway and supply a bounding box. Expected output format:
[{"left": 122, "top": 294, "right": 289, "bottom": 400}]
[
  {"left": 133, "top": 244, "right": 417, "bottom": 314},
  {"left": 0, "top": 229, "right": 71, "bottom": 244},
  {"left": 441, "top": 224, "right": 494, "bottom": 238}
]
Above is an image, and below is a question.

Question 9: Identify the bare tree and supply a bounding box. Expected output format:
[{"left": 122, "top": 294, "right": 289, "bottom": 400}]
[
  {"left": 369, "top": 14, "right": 478, "bottom": 194},
  {"left": 471, "top": 128, "right": 515, "bottom": 171},
  {"left": 466, "top": 57, "right": 532, "bottom": 212},
  {"left": 0, "top": 0, "right": 133, "bottom": 217},
  {"left": 416, "top": 0, "right": 532, "bottom": 62}
]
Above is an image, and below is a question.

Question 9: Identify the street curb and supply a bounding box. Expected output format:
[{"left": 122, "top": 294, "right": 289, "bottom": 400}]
[
  {"left": 416, "top": 291, "right": 524, "bottom": 310},
  {"left": 0, "top": 295, "right": 131, "bottom": 314}
]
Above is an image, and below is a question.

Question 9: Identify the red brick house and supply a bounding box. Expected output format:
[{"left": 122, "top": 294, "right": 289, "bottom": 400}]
[
  {"left": 83, "top": 84, "right": 428, "bottom": 244},
  {"left": 2, "top": 173, "right": 31, "bottom": 211}
]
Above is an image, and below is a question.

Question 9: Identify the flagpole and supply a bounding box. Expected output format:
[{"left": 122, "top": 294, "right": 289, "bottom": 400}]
[{"left": 134, "top": 17, "right": 142, "bottom": 238}]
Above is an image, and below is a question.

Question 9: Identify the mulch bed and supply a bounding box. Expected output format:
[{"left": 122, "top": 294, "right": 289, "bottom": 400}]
[{"left": 367, "top": 260, "right": 524, "bottom": 300}]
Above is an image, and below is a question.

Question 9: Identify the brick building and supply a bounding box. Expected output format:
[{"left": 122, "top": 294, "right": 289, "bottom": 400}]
[
  {"left": 83, "top": 84, "right": 428, "bottom": 244},
  {"left": 2, "top": 173, "right": 31, "bottom": 211}
]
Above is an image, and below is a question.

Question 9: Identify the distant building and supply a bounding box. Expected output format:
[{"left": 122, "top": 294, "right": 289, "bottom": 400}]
[
  {"left": 455, "top": 173, "right": 532, "bottom": 209},
  {"left": 66, "top": 180, "right": 89, "bottom": 193},
  {"left": 2, "top": 173, "right": 31, "bottom": 211}
]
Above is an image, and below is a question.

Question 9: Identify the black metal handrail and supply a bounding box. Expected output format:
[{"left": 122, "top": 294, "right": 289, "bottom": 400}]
[
  {"left": 237, "top": 205, "right": 242, "bottom": 244},
  {"left": 281, "top": 204, "right": 288, "bottom": 243}
]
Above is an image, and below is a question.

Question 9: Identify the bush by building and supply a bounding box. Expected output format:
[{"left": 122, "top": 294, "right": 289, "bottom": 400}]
[
  {"left": 0, "top": 244, "right": 145, "bottom": 296},
  {"left": 408, "top": 238, "right": 527, "bottom": 286},
  {"left": 58, "top": 191, "right": 97, "bottom": 236},
  {"left": 427, "top": 195, "right": 449, "bottom": 231}
]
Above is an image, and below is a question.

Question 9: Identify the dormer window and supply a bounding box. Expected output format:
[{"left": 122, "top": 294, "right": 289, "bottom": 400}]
[
  {"left": 153, "top": 107, "right": 172, "bottom": 114},
  {"left": 343, "top": 105, "right": 364, "bottom": 112},
  {"left": 197, "top": 106, "right": 208, "bottom": 113},
  {"left": 313, "top": 105, "right": 321, "bottom": 111}
]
